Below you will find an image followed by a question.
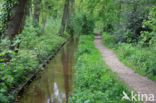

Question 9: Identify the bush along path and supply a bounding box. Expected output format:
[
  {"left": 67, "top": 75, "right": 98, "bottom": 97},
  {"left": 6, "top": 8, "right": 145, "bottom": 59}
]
[
  {"left": 69, "top": 35, "right": 135, "bottom": 103},
  {"left": 94, "top": 34, "right": 156, "bottom": 103}
]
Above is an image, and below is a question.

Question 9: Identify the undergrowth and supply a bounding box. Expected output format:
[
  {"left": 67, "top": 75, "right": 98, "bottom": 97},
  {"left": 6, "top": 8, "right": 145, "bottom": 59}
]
[
  {"left": 69, "top": 35, "right": 134, "bottom": 103},
  {"left": 101, "top": 32, "right": 156, "bottom": 80},
  {"left": 0, "top": 17, "right": 67, "bottom": 103}
]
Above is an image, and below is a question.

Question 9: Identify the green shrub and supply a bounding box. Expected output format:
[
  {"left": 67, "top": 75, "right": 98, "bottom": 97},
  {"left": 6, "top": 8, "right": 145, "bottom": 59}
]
[
  {"left": 101, "top": 32, "right": 115, "bottom": 48},
  {"left": 68, "top": 12, "right": 95, "bottom": 35},
  {"left": 139, "top": 6, "right": 156, "bottom": 47},
  {"left": 44, "top": 17, "right": 61, "bottom": 35}
]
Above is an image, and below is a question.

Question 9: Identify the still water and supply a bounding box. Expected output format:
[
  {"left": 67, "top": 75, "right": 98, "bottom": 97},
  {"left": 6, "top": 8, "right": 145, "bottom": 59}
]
[{"left": 19, "top": 37, "right": 78, "bottom": 103}]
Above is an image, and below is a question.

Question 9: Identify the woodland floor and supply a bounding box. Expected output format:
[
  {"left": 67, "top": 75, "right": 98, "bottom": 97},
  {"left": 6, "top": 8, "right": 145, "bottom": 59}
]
[{"left": 94, "top": 34, "right": 156, "bottom": 103}]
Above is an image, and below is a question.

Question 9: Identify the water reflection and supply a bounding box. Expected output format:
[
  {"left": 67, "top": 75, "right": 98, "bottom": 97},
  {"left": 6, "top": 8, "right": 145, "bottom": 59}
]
[{"left": 19, "top": 37, "right": 78, "bottom": 103}]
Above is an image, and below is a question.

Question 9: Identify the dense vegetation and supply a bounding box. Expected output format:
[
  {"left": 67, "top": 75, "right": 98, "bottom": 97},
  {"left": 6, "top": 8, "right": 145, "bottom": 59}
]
[
  {"left": 69, "top": 35, "right": 132, "bottom": 103},
  {"left": 0, "top": 0, "right": 155, "bottom": 102},
  {"left": 0, "top": 0, "right": 71, "bottom": 102},
  {"left": 95, "top": 1, "right": 156, "bottom": 80},
  {"left": 68, "top": 0, "right": 156, "bottom": 102},
  {"left": 67, "top": 0, "right": 156, "bottom": 79}
]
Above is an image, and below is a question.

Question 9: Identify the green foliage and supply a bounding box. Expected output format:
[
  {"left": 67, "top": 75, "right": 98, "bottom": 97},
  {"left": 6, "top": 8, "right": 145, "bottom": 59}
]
[
  {"left": 0, "top": 0, "right": 68, "bottom": 102},
  {"left": 101, "top": 32, "right": 156, "bottom": 80},
  {"left": 68, "top": 12, "right": 95, "bottom": 35},
  {"left": 0, "top": 16, "right": 66, "bottom": 102},
  {"left": 96, "top": 0, "right": 156, "bottom": 80},
  {"left": 44, "top": 17, "right": 61, "bottom": 35},
  {"left": 95, "top": 0, "right": 156, "bottom": 43},
  {"left": 18, "top": 17, "right": 65, "bottom": 61},
  {"left": 0, "top": 0, "right": 155, "bottom": 102},
  {"left": 69, "top": 35, "right": 131, "bottom": 103},
  {"left": 95, "top": 0, "right": 119, "bottom": 33},
  {"left": 139, "top": 6, "right": 156, "bottom": 46},
  {"left": 41, "top": 0, "right": 64, "bottom": 17},
  {"left": 0, "top": 0, "right": 17, "bottom": 37},
  {"left": 116, "top": 43, "right": 156, "bottom": 77},
  {"left": 101, "top": 32, "right": 115, "bottom": 48},
  {"left": 0, "top": 37, "right": 15, "bottom": 62}
]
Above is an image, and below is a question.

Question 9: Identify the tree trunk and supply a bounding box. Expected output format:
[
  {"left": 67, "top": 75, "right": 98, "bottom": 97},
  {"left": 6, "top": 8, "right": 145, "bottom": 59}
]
[
  {"left": 29, "top": 0, "right": 33, "bottom": 17},
  {"left": 41, "top": 16, "right": 47, "bottom": 32},
  {"left": 5, "top": 0, "right": 28, "bottom": 41},
  {"left": 41, "top": 1, "right": 49, "bottom": 32},
  {"left": 33, "top": 0, "right": 41, "bottom": 26},
  {"left": 3, "top": 0, "right": 28, "bottom": 62},
  {"left": 59, "top": 0, "right": 70, "bottom": 36},
  {"left": 70, "top": 0, "right": 75, "bottom": 14},
  {"left": 118, "top": 0, "right": 122, "bottom": 24}
]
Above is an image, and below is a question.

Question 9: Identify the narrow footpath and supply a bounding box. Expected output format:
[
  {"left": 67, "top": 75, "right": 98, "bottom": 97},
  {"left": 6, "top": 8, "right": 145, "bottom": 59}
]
[{"left": 94, "top": 34, "right": 156, "bottom": 103}]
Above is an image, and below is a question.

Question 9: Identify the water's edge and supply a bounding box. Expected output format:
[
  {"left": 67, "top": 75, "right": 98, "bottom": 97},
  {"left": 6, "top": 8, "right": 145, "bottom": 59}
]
[
  {"left": 18, "top": 37, "right": 78, "bottom": 103},
  {"left": 13, "top": 37, "right": 70, "bottom": 103}
]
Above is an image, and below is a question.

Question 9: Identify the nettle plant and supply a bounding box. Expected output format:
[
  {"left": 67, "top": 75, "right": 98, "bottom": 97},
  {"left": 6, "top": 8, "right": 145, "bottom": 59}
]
[{"left": 0, "top": 37, "right": 16, "bottom": 61}]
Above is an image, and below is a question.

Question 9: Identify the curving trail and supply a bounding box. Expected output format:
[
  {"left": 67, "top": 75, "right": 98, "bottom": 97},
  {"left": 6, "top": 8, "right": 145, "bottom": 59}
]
[{"left": 94, "top": 34, "right": 156, "bottom": 103}]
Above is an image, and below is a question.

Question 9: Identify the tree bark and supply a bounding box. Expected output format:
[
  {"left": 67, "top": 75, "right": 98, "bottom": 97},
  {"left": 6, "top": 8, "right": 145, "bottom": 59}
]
[
  {"left": 41, "top": 1, "right": 49, "bottom": 32},
  {"left": 29, "top": 0, "right": 33, "bottom": 17},
  {"left": 59, "top": 0, "right": 70, "bottom": 36},
  {"left": 5, "top": 0, "right": 28, "bottom": 41},
  {"left": 118, "top": 0, "right": 122, "bottom": 24},
  {"left": 70, "top": 0, "right": 75, "bottom": 14},
  {"left": 33, "top": 0, "right": 41, "bottom": 26},
  {"left": 41, "top": 16, "right": 47, "bottom": 32}
]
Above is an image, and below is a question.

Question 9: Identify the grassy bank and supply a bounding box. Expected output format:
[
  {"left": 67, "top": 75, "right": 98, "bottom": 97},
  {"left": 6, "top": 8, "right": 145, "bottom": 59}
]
[
  {"left": 69, "top": 35, "right": 133, "bottom": 103},
  {"left": 101, "top": 32, "right": 156, "bottom": 80}
]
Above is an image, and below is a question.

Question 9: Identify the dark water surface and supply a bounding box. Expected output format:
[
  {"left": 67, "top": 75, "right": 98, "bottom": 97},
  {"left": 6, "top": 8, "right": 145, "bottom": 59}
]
[{"left": 19, "top": 37, "right": 78, "bottom": 103}]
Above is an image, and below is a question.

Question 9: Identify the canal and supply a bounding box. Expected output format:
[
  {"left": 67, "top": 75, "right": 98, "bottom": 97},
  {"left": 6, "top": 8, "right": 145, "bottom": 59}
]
[{"left": 19, "top": 37, "right": 78, "bottom": 103}]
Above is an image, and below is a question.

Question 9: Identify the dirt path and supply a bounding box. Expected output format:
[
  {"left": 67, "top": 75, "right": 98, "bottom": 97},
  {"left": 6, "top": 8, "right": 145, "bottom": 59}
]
[{"left": 94, "top": 35, "right": 156, "bottom": 103}]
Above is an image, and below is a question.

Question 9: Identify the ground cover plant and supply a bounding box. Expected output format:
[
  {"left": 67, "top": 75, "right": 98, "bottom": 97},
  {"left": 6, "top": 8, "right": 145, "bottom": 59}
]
[
  {"left": 0, "top": 0, "right": 155, "bottom": 102},
  {"left": 101, "top": 32, "right": 156, "bottom": 80},
  {"left": 69, "top": 35, "right": 134, "bottom": 103},
  {"left": 94, "top": 0, "right": 156, "bottom": 80},
  {"left": 0, "top": 17, "right": 66, "bottom": 103}
]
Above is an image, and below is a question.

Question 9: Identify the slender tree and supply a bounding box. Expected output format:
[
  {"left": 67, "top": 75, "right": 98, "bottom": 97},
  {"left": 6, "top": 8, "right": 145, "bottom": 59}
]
[
  {"left": 41, "top": 1, "right": 49, "bottom": 32},
  {"left": 70, "top": 0, "right": 75, "bottom": 14},
  {"left": 33, "top": 0, "right": 42, "bottom": 26},
  {"left": 59, "top": 0, "right": 70, "bottom": 36}
]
